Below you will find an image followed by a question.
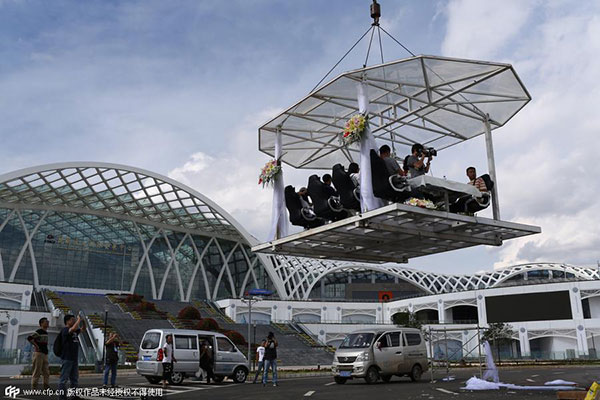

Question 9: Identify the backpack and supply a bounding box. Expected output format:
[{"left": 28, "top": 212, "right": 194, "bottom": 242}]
[{"left": 53, "top": 330, "right": 63, "bottom": 358}]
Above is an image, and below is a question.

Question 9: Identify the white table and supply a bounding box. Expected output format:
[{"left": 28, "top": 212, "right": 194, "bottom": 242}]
[{"left": 407, "top": 175, "right": 482, "bottom": 211}]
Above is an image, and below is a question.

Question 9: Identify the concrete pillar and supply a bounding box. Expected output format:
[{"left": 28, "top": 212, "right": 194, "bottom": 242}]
[
  {"left": 5, "top": 314, "right": 19, "bottom": 350},
  {"left": 476, "top": 293, "right": 487, "bottom": 326},
  {"left": 576, "top": 324, "right": 589, "bottom": 356},
  {"left": 376, "top": 305, "right": 383, "bottom": 323},
  {"left": 21, "top": 289, "right": 32, "bottom": 308},
  {"left": 437, "top": 299, "right": 445, "bottom": 324},
  {"left": 518, "top": 327, "right": 531, "bottom": 356},
  {"left": 335, "top": 306, "right": 342, "bottom": 323},
  {"left": 570, "top": 286, "right": 584, "bottom": 319},
  {"left": 321, "top": 306, "right": 328, "bottom": 323}
]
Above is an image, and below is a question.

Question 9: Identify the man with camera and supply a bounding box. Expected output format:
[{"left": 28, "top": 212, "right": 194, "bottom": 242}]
[{"left": 405, "top": 143, "right": 434, "bottom": 178}]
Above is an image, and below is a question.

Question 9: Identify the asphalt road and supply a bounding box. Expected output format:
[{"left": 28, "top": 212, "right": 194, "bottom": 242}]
[{"left": 1, "top": 365, "right": 598, "bottom": 399}]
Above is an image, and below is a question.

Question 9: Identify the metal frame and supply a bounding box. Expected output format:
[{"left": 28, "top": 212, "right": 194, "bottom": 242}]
[
  {"left": 252, "top": 203, "right": 540, "bottom": 264},
  {"left": 259, "top": 55, "right": 531, "bottom": 171}
]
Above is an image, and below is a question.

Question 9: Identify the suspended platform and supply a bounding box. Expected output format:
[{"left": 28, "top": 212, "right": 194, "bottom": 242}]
[{"left": 252, "top": 203, "right": 540, "bottom": 263}]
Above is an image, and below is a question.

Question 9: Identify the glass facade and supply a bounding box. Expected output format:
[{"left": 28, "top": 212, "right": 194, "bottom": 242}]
[{"left": 0, "top": 207, "right": 271, "bottom": 301}]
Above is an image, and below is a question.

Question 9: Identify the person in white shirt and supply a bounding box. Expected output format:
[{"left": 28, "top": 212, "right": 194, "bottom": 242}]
[
  {"left": 161, "top": 335, "right": 176, "bottom": 389},
  {"left": 252, "top": 340, "right": 266, "bottom": 384}
]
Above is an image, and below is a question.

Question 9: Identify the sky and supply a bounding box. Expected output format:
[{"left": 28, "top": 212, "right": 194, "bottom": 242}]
[{"left": 0, "top": 0, "right": 599, "bottom": 275}]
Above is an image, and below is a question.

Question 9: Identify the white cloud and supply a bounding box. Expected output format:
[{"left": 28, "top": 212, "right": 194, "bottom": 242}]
[
  {"left": 441, "top": 0, "right": 537, "bottom": 59},
  {"left": 438, "top": 1, "right": 600, "bottom": 269}
]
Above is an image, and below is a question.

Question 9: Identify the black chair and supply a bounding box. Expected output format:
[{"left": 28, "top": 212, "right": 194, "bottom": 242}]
[
  {"left": 284, "top": 185, "right": 324, "bottom": 229},
  {"left": 369, "top": 150, "right": 411, "bottom": 203},
  {"left": 331, "top": 164, "right": 360, "bottom": 212},
  {"left": 449, "top": 174, "right": 494, "bottom": 214},
  {"left": 307, "top": 175, "right": 348, "bottom": 222}
]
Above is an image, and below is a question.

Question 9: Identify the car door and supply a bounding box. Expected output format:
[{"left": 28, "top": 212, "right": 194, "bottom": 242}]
[
  {"left": 215, "top": 337, "right": 237, "bottom": 375},
  {"left": 386, "top": 331, "right": 406, "bottom": 374},
  {"left": 173, "top": 334, "right": 198, "bottom": 373},
  {"left": 374, "top": 333, "right": 396, "bottom": 374},
  {"left": 403, "top": 332, "right": 426, "bottom": 372}
]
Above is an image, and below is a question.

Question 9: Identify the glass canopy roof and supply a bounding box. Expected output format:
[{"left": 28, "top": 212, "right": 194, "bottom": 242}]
[
  {"left": 0, "top": 163, "right": 247, "bottom": 242},
  {"left": 259, "top": 55, "right": 531, "bottom": 169}
]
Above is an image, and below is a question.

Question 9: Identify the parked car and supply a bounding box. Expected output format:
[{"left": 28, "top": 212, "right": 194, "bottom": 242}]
[
  {"left": 332, "top": 328, "right": 428, "bottom": 384},
  {"left": 136, "top": 328, "right": 248, "bottom": 385}
]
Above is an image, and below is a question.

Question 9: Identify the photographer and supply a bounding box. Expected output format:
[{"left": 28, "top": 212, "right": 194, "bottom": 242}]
[
  {"left": 405, "top": 143, "right": 433, "bottom": 178},
  {"left": 262, "top": 332, "right": 278, "bottom": 387}
]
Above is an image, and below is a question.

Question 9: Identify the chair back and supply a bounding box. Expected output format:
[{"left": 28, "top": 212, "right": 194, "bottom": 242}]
[{"left": 331, "top": 164, "right": 360, "bottom": 211}]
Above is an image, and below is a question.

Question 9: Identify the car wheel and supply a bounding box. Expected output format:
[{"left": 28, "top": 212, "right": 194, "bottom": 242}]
[
  {"left": 145, "top": 376, "right": 161, "bottom": 384},
  {"left": 212, "top": 375, "right": 225, "bottom": 383},
  {"left": 364, "top": 366, "right": 379, "bottom": 384},
  {"left": 232, "top": 367, "right": 248, "bottom": 383},
  {"left": 334, "top": 376, "right": 347, "bottom": 384},
  {"left": 169, "top": 372, "right": 184, "bottom": 385},
  {"left": 409, "top": 364, "right": 422, "bottom": 382},
  {"left": 381, "top": 374, "right": 392, "bottom": 383}
]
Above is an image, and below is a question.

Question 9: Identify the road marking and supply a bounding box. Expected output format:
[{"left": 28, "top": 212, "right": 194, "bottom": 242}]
[
  {"left": 324, "top": 382, "right": 337, "bottom": 386},
  {"left": 531, "top": 374, "right": 539, "bottom": 377},
  {"left": 526, "top": 378, "right": 535, "bottom": 382},
  {"left": 304, "top": 390, "right": 316, "bottom": 396},
  {"left": 435, "top": 388, "right": 458, "bottom": 395}
]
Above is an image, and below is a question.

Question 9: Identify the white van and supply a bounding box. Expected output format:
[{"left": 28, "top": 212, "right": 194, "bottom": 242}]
[
  {"left": 332, "top": 328, "right": 428, "bottom": 384},
  {"left": 136, "top": 329, "right": 249, "bottom": 385}
]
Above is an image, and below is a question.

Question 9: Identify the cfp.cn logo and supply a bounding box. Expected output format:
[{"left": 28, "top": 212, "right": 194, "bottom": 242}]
[{"left": 4, "top": 385, "right": 20, "bottom": 399}]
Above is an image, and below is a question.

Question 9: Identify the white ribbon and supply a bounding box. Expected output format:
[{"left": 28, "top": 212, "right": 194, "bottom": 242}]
[
  {"left": 358, "top": 82, "right": 384, "bottom": 213},
  {"left": 268, "top": 131, "right": 289, "bottom": 240}
]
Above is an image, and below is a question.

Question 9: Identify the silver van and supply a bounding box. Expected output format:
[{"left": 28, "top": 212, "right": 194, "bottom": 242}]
[
  {"left": 332, "top": 328, "right": 428, "bottom": 384},
  {"left": 136, "top": 329, "right": 249, "bottom": 385}
]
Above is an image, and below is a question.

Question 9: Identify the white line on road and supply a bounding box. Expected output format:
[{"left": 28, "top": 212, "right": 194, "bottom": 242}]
[
  {"left": 531, "top": 374, "right": 539, "bottom": 377},
  {"left": 435, "top": 388, "right": 458, "bottom": 395},
  {"left": 304, "top": 390, "right": 316, "bottom": 396},
  {"left": 526, "top": 378, "right": 535, "bottom": 382},
  {"left": 324, "top": 382, "right": 337, "bottom": 386}
]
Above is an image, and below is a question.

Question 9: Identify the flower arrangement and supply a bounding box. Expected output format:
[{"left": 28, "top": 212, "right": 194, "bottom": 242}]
[
  {"left": 404, "top": 197, "right": 437, "bottom": 209},
  {"left": 258, "top": 159, "right": 282, "bottom": 187},
  {"left": 341, "top": 113, "right": 367, "bottom": 146}
]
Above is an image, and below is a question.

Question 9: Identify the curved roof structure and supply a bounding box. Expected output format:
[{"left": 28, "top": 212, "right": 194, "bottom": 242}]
[
  {"left": 271, "top": 257, "right": 599, "bottom": 300},
  {"left": 0, "top": 162, "right": 257, "bottom": 244}
]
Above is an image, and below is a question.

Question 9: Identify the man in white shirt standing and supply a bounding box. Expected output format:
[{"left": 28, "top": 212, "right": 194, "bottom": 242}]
[
  {"left": 252, "top": 340, "right": 266, "bottom": 384},
  {"left": 161, "top": 334, "right": 176, "bottom": 389}
]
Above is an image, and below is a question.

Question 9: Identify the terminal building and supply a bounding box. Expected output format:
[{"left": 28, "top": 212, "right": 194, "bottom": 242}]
[{"left": 0, "top": 163, "right": 599, "bottom": 363}]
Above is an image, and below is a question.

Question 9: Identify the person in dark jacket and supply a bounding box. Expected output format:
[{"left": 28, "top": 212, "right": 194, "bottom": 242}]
[
  {"left": 103, "top": 332, "right": 120, "bottom": 388},
  {"left": 27, "top": 317, "right": 50, "bottom": 390},
  {"left": 199, "top": 340, "right": 215, "bottom": 384},
  {"left": 59, "top": 314, "right": 85, "bottom": 400},
  {"left": 262, "top": 332, "right": 278, "bottom": 387}
]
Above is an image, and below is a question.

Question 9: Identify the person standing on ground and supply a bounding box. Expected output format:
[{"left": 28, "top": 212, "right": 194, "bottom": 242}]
[
  {"left": 103, "top": 332, "right": 120, "bottom": 389},
  {"left": 161, "top": 334, "right": 176, "bottom": 389},
  {"left": 27, "top": 317, "right": 50, "bottom": 390},
  {"left": 199, "top": 340, "right": 215, "bottom": 384},
  {"left": 252, "top": 340, "right": 266, "bottom": 384},
  {"left": 262, "top": 332, "right": 278, "bottom": 387},
  {"left": 58, "top": 314, "right": 85, "bottom": 400}
]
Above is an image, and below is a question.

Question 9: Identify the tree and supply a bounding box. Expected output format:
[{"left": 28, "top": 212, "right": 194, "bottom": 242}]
[
  {"left": 391, "top": 311, "right": 422, "bottom": 329},
  {"left": 482, "top": 323, "right": 514, "bottom": 363}
]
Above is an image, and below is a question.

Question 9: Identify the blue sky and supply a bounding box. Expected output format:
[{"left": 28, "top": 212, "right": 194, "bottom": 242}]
[{"left": 1, "top": 0, "right": 599, "bottom": 275}]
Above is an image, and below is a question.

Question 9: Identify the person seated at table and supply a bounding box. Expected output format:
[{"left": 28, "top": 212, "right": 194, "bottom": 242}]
[
  {"left": 322, "top": 174, "right": 338, "bottom": 197},
  {"left": 348, "top": 162, "right": 360, "bottom": 190},
  {"left": 466, "top": 167, "right": 488, "bottom": 192},
  {"left": 379, "top": 145, "right": 404, "bottom": 176},
  {"left": 405, "top": 143, "right": 432, "bottom": 178},
  {"left": 449, "top": 167, "right": 491, "bottom": 213}
]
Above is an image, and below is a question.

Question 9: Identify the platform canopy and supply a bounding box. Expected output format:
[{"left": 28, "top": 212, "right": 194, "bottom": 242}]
[
  {"left": 259, "top": 55, "right": 531, "bottom": 169},
  {"left": 252, "top": 203, "right": 541, "bottom": 264}
]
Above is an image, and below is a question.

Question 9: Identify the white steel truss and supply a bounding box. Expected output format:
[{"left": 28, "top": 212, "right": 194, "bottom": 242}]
[{"left": 259, "top": 55, "right": 531, "bottom": 169}]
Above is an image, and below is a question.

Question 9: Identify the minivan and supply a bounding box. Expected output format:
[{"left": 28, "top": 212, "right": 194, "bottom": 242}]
[
  {"left": 332, "top": 328, "right": 428, "bottom": 384},
  {"left": 136, "top": 329, "right": 249, "bottom": 385}
]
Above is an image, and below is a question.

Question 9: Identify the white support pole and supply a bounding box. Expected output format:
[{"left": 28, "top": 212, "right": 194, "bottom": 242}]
[
  {"left": 269, "top": 128, "right": 288, "bottom": 240},
  {"left": 484, "top": 115, "right": 500, "bottom": 220}
]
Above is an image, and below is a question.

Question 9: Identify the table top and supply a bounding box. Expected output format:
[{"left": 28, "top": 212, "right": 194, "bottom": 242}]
[{"left": 407, "top": 175, "right": 482, "bottom": 197}]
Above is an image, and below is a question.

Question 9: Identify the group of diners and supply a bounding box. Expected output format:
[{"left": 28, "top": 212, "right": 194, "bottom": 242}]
[{"left": 284, "top": 143, "right": 493, "bottom": 229}]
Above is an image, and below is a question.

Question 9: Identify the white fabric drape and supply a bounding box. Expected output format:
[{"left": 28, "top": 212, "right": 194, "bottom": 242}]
[
  {"left": 358, "top": 82, "right": 384, "bottom": 213},
  {"left": 268, "top": 132, "right": 289, "bottom": 240}
]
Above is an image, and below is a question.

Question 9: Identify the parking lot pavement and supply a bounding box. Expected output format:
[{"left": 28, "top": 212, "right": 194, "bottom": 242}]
[{"left": 1, "top": 366, "right": 598, "bottom": 399}]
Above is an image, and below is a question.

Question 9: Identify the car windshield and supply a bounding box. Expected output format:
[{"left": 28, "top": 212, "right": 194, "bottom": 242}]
[{"left": 339, "top": 333, "right": 374, "bottom": 349}]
